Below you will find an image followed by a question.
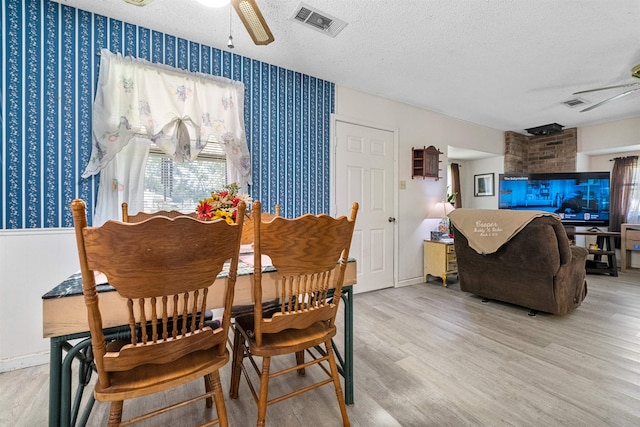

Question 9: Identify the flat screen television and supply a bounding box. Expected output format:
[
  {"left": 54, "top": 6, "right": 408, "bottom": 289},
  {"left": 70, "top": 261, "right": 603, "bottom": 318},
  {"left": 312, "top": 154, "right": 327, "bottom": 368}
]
[{"left": 498, "top": 172, "right": 610, "bottom": 227}]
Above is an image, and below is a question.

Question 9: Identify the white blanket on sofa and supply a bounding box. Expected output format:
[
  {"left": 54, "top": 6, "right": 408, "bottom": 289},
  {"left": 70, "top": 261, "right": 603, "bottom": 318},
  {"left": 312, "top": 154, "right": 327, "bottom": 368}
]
[{"left": 448, "top": 209, "right": 559, "bottom": 254}]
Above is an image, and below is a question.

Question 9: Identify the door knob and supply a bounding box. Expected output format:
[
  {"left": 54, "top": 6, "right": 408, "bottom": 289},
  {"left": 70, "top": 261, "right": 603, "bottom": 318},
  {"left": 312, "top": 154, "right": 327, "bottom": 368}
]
[{"left": 388, "top": 217, "right": 396, "bottom": 223}]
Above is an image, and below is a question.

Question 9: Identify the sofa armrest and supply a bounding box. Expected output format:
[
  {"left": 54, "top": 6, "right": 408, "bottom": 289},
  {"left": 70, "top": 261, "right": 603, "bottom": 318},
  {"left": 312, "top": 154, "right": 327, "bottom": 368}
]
[
  {"left": 552, "top": 221, "right": 574, "bottom": 265},
  {"left": 552, "top": 245, "right": 588, "bottom": 315},
  {"left": 570, "top": 245, "right": 589, "bottom": 259}
]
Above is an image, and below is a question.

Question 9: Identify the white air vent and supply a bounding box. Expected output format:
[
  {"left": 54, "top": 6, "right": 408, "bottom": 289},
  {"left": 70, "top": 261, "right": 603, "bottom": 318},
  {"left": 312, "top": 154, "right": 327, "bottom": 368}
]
[
  {"left": 562, "top": 98, "right": 588, "bottom": 108},
  {"left": 291, "top": 3, "right": 348, "bottom": 38}
]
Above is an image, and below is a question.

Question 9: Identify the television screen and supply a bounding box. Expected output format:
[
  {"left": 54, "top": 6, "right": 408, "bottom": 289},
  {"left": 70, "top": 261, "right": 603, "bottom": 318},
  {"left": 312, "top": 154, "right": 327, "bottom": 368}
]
[{"left": 498, "top": 172, "right": 610, "bottom": 226}]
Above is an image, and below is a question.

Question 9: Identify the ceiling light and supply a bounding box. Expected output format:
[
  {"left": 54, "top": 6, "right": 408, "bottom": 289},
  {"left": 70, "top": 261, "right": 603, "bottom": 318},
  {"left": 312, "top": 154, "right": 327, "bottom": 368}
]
[{"left": 196, "top": 0, "right": 230, "bottom": 8}]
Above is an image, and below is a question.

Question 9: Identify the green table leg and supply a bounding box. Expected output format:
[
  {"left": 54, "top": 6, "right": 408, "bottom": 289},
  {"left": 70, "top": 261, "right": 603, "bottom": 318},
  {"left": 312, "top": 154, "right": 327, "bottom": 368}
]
[
  {"left": 341, "top": 285, "right": 354, "bottom": 405},
  {"left": 49, "top": 328, "right": 130, "bottom": 427},
  {"left": 60, "top": 338, "right": 93, "bottom": 427},
  {"left": 49, "top": 338, "right": 64, "bottom": 427}
]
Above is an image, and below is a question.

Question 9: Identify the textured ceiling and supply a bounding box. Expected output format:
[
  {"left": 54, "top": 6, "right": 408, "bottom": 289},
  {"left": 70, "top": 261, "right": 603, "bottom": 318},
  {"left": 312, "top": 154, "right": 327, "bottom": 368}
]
[{"left": 56, "top": 0, "right": 640, "bottom": 135}]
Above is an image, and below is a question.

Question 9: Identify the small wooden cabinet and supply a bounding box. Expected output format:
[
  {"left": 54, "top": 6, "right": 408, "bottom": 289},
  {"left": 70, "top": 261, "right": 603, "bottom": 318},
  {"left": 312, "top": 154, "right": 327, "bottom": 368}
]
[
  {"left": 412, "top": 146, "right": 442, "bottom": 180},
  {"left": 424, "top": 240, "right": 457, "bottom": 286}
]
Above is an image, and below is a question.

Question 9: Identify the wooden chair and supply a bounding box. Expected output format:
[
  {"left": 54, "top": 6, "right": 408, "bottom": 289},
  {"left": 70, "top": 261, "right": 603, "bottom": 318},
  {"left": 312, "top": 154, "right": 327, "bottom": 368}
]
[
  {"left": 121, "top": 202, "right": 197, "bottom": 222},
  {"left": 71, "top": 198, "right": 246, "bottom": 427},
  {"left": 240, "top": 204, "right": 281, "bottom": 245},
  {"left": 229, "top": 200, "right": 358, "bottom": 427}
]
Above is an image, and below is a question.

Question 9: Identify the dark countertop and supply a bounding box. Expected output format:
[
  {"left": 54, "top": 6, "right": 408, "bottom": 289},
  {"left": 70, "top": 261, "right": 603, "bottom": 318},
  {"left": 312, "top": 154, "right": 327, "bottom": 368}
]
[
  {"left": 43, "top": 262, "right": 268, "bottom": 299},
  {"left": 43, "top": 258, "right": 355, "bottom": 300}
]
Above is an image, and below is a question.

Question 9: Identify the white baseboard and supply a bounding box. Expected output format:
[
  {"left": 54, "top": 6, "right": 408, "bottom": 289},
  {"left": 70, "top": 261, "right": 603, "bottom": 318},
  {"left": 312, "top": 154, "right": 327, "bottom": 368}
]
[
  {"left": 396, "top": 277, "right": 425, "bottom": 287},
  {"left": 0, "top": 352, "right": 49, "bottom": 373}
]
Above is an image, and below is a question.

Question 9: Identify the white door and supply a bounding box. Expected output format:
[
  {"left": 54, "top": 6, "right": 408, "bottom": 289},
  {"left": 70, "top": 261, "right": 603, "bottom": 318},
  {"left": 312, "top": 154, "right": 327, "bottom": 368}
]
[{"left": 334, "top": 120, "right": 395, "bottom": 293}]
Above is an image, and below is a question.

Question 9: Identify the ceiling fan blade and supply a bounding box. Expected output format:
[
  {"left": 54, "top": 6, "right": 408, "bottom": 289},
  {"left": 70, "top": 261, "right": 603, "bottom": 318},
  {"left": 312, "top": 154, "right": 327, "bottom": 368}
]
[
  {"left": 232, "top": 0, "right": 274, "bottom": 45},
  {"left": 573, "top": 81, "right": 640, "bottom": 95},
  {"left": 580, "top": 87, "right": 640, "bottom": 112}
]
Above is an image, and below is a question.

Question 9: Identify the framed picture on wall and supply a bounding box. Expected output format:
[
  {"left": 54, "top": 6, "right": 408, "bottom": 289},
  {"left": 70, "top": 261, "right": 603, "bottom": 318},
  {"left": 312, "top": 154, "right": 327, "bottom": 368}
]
[{"left": 474, "top": 173, "right": 494, "bottom": 197}]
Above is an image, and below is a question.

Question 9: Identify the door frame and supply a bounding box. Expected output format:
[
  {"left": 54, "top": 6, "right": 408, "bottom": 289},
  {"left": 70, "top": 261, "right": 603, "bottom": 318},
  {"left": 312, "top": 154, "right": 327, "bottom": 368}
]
[{"left": 330, "top": 114, "right": 400, "bottom": 290}]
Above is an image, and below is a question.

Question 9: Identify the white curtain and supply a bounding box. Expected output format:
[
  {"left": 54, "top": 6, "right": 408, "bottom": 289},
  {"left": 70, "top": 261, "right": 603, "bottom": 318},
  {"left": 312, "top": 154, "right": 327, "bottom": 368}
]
[
  {"left": 85, "top": 49, "right": 251, "bottom": 225},
  {"left": 93, "top": 137, "right": 150, "bottom": 226}
]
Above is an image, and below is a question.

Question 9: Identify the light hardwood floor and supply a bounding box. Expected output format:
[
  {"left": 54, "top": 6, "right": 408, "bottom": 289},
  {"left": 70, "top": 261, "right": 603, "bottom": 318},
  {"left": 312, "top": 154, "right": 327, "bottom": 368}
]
[{"left": 3, "top": 272, "right": 640, "bottom": 426}]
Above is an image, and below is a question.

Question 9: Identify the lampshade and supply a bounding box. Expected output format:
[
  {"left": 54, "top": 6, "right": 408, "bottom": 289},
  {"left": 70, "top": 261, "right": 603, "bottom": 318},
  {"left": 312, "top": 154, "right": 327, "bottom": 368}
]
[{"left": 426, "top": 201, "right": 455, "bottom": 219}]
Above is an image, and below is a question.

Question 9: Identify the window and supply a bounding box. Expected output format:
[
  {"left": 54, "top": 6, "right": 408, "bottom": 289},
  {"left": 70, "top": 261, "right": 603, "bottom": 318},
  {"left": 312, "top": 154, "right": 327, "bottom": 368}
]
[{"left": 143, "top": 140, "right": 226, "bottom": 212}]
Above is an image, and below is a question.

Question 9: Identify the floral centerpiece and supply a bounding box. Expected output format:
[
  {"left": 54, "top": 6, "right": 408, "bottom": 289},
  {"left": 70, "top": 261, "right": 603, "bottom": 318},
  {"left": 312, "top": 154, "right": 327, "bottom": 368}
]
[{"left": 196, "top": 182, "right": 252, "bottom": 224}]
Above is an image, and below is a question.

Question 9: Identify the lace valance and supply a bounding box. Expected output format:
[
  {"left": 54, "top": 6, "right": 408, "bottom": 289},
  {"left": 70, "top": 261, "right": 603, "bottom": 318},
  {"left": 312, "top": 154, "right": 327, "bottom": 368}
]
[{"left": 83, "top": 49, "right": 251, "bottom": 186}]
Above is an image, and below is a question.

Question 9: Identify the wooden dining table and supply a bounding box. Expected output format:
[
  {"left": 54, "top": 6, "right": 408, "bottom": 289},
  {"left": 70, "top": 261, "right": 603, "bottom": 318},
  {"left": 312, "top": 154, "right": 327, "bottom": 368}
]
[{"left": 42, "top": 259, "right": 357, "bottom": 427}]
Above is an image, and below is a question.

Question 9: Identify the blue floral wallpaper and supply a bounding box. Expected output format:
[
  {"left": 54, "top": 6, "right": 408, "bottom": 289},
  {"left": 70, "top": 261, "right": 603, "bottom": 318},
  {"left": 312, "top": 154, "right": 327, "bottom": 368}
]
[{"left": 0, "top": 0, "right": 334, "bottom": 229}]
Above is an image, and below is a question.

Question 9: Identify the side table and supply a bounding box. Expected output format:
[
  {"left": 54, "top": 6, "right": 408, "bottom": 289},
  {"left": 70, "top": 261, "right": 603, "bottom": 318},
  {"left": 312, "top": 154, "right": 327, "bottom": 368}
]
[
  {"left": 565, "top": 230, "right": 619, "bottom": 277},
  {"left": 424, "top": 239, "right": 457, "bottom": 286}
]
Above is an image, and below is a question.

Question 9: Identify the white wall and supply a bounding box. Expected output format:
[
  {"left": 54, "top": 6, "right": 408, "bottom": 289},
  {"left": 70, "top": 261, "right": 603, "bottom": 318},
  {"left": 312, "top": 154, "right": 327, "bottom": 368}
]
[
  {"left": 455, "top": 156, "right": 505, "bottom": 209},
  {"left": 334, "top": 86, "right": 504, "bottom": 286},
  {"left": 589, "top": 149, "right": 640, "bottom": 172},
  {"left": 0, "top": 229, "right": 79, "bottom": 371},
  {"left": 578, "top": 117, "right": 640, "bottom": 154}
]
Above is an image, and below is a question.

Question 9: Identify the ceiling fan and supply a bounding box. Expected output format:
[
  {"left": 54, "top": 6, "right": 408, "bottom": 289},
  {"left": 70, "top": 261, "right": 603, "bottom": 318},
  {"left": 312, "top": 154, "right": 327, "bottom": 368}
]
[
  {"left": 573, "top": 64, "right": 640, "bottom": 112},
  {"left": 230, "top": 0, "right": 274, "bottom": 45},
  {"left": 123, "top": 0, "right": 274, "bottom": 46}
]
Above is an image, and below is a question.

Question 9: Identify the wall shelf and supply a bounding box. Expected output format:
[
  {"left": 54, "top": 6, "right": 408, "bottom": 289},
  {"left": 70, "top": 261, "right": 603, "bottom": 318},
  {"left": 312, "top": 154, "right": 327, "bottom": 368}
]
[{"left": 412, "top": 146, "right": 442, "bottom": 180}]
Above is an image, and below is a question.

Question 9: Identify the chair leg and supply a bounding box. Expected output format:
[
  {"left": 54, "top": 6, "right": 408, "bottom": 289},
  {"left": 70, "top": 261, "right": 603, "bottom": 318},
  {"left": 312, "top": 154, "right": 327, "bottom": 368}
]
[
  {"left": 326, "top": 341, "right": 351, "bottom": 427},
  {"left": 107, "top": 400, "right": 123, "bottom": 427},
  {"left": 210, "top": 370, "right": 229, "bottom": 427},
  {"left": 229, "top": 326, "right": 244, "bottom": 399},
  {"left": 204, "top": 375, "right": 213, "bottom": 408},
  {"left": 256, "top": 356, "right": 271, "bottom": 427},
  {"left": 295, "top": 350, "right": 306, "bottom": 375}
]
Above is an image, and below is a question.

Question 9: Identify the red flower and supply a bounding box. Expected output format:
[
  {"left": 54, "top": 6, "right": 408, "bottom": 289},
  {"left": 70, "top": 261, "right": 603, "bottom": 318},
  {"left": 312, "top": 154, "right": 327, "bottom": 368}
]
[{"left": 196, "top": 200, "right": 214, "bottom": 221}]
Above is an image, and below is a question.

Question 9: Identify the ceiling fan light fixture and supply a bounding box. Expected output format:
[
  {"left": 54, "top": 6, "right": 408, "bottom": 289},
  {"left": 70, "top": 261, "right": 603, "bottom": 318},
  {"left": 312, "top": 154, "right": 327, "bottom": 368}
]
[{"left": 232, "top": 0, "right": 275, "bottom": 45}]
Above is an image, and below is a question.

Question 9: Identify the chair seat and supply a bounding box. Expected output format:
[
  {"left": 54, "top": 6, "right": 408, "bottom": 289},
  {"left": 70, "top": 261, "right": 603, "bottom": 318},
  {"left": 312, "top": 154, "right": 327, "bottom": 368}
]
[
  {"left": 235, "top": 317, "right": 336, "bottom": 357},
  {"left": 95, "top": 348, "right": 229, "bottom": 402}
]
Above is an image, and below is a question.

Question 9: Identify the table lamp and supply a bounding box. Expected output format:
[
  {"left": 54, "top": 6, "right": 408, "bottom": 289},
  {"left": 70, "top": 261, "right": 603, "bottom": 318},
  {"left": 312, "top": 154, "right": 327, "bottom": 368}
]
[{"left": 426, "top": 201, "right": 456, "bottom": 236}]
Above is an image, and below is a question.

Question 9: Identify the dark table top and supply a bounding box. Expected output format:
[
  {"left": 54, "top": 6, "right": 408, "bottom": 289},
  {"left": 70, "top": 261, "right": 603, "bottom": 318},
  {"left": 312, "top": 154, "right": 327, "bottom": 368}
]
[{"left": 43, "top": 258, "right": 355, "bottom": 300}]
